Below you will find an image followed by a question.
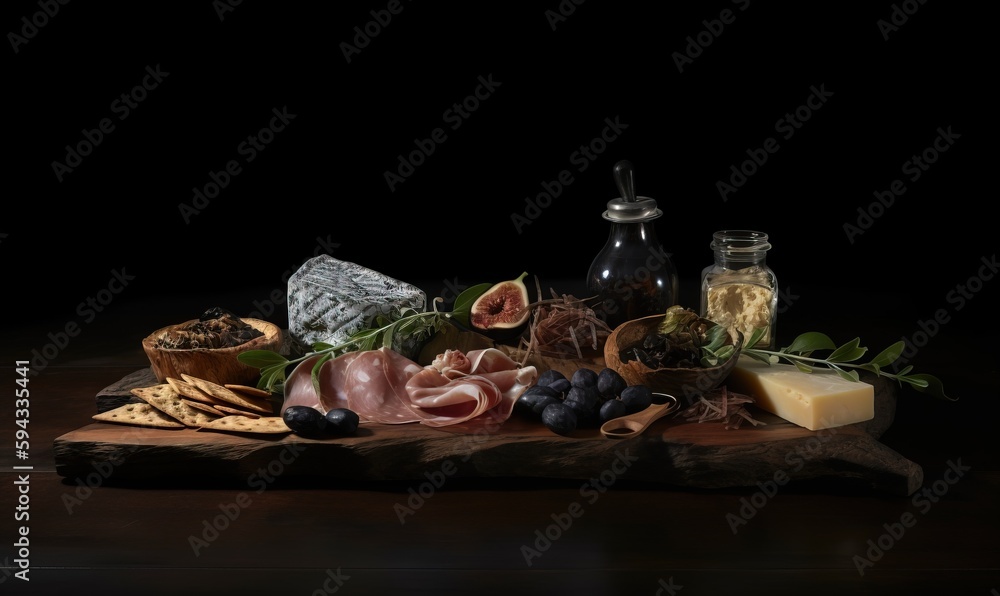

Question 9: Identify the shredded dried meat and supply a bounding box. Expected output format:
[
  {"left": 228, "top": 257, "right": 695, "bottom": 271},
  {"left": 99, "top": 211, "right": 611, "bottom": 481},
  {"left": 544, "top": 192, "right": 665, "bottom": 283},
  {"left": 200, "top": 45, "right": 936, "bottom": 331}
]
[
  {"left": 678, "top": 386, "right": 765, "bottom": 430},
  {"left": 514, "top": 282, "right": 612, "bottom": 364}
]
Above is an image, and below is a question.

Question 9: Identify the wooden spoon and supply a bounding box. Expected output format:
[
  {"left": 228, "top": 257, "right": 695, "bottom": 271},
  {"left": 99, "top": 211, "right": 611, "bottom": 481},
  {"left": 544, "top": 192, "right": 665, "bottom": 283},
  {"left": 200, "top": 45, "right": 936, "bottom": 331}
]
[{"left": 600, "top": 394, "right": 680, "bottom": 439}]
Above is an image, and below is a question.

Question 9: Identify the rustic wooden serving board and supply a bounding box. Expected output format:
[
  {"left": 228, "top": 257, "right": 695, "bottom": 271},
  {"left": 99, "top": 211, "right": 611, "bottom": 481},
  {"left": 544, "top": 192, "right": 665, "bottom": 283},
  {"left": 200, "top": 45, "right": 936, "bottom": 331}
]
[{"left": 53, "top": 368, "right": 922, "bottom": 496}]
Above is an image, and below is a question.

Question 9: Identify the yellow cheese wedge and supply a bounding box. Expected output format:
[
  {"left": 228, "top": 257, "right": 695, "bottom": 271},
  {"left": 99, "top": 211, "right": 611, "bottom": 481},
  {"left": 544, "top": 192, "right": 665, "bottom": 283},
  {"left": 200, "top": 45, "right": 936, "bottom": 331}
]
[{"left": 726, "top": 357, "right": 874, "bottom": 431}]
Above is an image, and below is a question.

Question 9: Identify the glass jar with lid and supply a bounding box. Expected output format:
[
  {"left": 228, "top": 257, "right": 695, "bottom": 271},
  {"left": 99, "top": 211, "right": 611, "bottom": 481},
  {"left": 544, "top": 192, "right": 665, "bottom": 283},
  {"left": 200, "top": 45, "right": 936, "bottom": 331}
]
[{"left": 700, "top": 230, "right": 778, "bottom": 349}]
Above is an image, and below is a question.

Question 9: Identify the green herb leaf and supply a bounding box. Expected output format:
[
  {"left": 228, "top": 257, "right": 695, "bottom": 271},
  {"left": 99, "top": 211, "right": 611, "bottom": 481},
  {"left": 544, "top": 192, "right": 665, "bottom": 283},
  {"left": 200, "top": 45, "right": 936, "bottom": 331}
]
[
  {"left": 237, "top": 350, "right": 289, "bottom": 368},
  {"left": 827, "top": 338, "right": 868, "bottom": 363},
  {"left": 904, "top": 374, "right": 953, "bottom": 401},
  {"left": 833, "top": 367, "right": 861, "bottom": 382},
  {"left": 869, "top": 342, "right": 904, "bottom": 368},
  {"left": 791, "top": 359, "right": 812, "bottom": 373},
  {"left": 742, "top": 349, "right": 772, "bottom": 364},
  {"left": 703, "top": 325, "right": 730, "bottom": 352},
  {"left": 744, "top": 327, "right": 768, "bottom": 351},
  {"left": 742, "top": 329, "right": 954, "bottom": 401},
  {"left": 784, "top": 332, "right": 836, "bottom": 355},
  {"left": 451, "top": 283, "right": 491, "bottom": 328}
]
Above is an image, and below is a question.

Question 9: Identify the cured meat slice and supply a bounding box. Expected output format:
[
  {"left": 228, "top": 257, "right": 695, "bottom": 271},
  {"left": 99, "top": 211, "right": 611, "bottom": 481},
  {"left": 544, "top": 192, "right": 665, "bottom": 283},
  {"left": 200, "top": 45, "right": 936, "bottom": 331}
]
[
  {"left": 419, "top": 365, "right": 538, "bottom": 432},
  {"left": 279, "top": 347, "right": 537, "bottom": 430},
  {"left": 280, "top": 354, "right": 331, "bottom": 415},
  {"left": 347, "top": 349, "right": 429, "bottom": 424}
]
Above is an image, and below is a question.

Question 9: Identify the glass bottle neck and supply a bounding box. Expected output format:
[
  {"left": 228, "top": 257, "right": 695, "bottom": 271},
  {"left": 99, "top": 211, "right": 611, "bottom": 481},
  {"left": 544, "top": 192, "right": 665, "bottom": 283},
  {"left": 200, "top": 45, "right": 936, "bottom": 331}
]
[{"left": 606, "top": 220, "right": 659, "bottom": 244}]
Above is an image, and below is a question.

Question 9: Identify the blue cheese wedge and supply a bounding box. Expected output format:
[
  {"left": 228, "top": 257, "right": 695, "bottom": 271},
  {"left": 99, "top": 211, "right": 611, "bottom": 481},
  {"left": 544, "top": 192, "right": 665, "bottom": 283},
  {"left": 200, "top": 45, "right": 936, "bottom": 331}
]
[
  {"left": 726, "top": 356, "right": 874, "bottom": 431},
  {"left": 287, "top": 256, "right": 426, "bottom": 356}
]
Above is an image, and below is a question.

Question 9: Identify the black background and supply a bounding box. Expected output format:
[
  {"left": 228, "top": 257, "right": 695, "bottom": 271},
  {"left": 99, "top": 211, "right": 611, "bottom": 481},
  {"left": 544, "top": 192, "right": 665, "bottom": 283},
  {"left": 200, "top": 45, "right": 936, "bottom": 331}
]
[{"left": 5, "top": 1, "right": 994, "bottom": 351}]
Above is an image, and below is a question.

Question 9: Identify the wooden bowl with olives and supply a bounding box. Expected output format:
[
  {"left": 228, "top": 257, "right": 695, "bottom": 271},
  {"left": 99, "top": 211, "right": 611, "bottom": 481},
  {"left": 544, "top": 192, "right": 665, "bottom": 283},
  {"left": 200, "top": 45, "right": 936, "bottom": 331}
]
[{"left": 603, "top": 309, "right": 743, "bottom": 407}]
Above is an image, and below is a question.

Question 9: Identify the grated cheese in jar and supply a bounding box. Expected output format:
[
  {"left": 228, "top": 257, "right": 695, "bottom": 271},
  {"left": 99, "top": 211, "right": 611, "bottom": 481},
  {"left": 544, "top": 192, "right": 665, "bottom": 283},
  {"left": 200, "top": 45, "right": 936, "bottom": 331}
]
[
  {"left": 699, "top": 231, "right": 778, "bottom": 349},
  {"left": 705, "top": 280, "right": 774, "bottom": 345}
]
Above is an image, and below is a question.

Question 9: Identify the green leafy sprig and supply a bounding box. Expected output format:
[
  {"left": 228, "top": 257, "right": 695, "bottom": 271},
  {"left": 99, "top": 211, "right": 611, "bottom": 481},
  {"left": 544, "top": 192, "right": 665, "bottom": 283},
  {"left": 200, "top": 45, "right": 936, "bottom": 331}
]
[
  {"left": 740, "top": 327, "right": 953, "bottom": 401},
  {"left": 237, "top": 284, "right": 490, "bottom": 395},
  {"left": 656, "top": 305, "right": 737, "bottom": 367}
]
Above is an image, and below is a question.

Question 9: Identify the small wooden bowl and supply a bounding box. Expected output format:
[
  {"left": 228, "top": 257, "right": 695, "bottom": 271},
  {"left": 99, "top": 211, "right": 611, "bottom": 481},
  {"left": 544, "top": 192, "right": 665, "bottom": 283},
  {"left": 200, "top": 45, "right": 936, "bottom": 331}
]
[
  {"left": 142, "top": 318, "right": 282, "bottom": 386},
  {"left": 604, "top": 315, "right": 743, "bottom": 407}
]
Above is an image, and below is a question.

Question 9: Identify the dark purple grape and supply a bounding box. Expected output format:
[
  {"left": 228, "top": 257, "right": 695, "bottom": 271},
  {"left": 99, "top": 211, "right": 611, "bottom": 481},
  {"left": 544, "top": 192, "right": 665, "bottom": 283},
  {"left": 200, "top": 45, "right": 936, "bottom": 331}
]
[
  {"left": 597, "top": 368, "right": 627, "bottom": 398},
  {"left": 541, "top": 403, "right": 578, "bottom": 436},
  {"left": 565, "top": 385, "right": 599, "bottom": 410},
  {"left": 531, "top": 395, "right": 562, "bottom": 416},
  {"left": 599, "top": 399, "right": 627, "bottom": 424},
  {"left": 538, "top": 369, "right": 567, "bottom": 387},
  {"left": 547, "top": 378, "right": 572, "bottom": 396},
  {"left": 523, "top": 385, "right": 561, "bottom": 399},
  {"left": 620, "top": 385, "right": 653, "bottom": 414},
  {"left": 571, "top": 368, "right": 599, "bottom": 388}
]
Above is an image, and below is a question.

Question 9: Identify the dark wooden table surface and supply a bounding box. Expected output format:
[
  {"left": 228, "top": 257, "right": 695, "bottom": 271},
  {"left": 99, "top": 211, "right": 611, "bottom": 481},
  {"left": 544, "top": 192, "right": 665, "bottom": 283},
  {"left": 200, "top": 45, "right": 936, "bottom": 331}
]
[{"left": 3, "top": 286, "right": 998, "bottom": 596}]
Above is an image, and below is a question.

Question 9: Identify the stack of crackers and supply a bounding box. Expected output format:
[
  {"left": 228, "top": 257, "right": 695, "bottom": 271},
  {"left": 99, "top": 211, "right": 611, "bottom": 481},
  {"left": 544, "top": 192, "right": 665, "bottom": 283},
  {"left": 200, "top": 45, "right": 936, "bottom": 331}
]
[{"left": 93, "top": 373, "right": 292, "bottom": 435}]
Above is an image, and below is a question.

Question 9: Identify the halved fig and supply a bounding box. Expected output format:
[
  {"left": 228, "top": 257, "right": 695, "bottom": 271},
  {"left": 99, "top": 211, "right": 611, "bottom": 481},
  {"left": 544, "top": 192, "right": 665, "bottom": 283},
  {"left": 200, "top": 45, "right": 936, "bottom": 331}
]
[{"left": 469, "top": 272, "right": 531, "bottom": 338}]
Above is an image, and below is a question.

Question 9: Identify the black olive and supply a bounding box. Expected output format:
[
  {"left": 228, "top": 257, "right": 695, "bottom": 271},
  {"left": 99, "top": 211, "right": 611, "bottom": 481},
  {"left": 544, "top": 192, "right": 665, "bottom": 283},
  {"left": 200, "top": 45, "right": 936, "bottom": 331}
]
[
  {"left": 324, "top": 408, "right": 360, "bottom": 435},
  {"left": 282, "top": 406, "right": 326, "bottom": 436}
]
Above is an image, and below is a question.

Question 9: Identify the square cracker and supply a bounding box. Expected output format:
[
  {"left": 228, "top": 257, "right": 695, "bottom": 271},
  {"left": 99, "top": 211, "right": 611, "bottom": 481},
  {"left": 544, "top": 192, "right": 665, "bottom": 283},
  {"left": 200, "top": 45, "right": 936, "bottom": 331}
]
[
  {"left": 213, "top": 404, "right": 262, "bottom": 419},
  {"left": 93, "top": 402, "right": 184, "bottom": 429},
  {"left": 182, "top": 374, "right": 274, "bottom": 414},
  {"left": 224, "top": 383, "right": 272, "bottom": 399},
  {"left": 198, "top": 415, "right": 291, "bottom": 435},
  {"left": 131, "top": 383, "right": 219, "bottom": 428},
  {"left": 167, "top": 376, "right": 223, "bottom": 405},
  {"left": 181, "top": 398, "right": 225, "bottom": 417}
]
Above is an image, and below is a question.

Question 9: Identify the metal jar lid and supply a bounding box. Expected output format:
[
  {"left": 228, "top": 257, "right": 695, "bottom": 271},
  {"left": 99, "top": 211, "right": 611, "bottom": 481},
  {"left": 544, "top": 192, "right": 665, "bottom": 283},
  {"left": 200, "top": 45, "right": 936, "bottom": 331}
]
[{"left": 602, "top": 195, "right": 662, "bottom": 222}]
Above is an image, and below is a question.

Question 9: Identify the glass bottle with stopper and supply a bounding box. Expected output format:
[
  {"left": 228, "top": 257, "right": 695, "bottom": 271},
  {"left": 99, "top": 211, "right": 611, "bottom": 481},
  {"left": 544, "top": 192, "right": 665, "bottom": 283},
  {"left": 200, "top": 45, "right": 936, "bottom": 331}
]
[{"left": 586, "top": 160, "right": 679, "bottom": 331}]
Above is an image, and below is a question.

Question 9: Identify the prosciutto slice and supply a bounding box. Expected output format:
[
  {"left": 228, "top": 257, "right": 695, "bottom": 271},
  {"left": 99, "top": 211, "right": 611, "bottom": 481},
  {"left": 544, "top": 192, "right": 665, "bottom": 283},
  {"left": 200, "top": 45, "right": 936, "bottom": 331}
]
[{"left": 280, "top": 347, "right": 537, "bottom": 430}]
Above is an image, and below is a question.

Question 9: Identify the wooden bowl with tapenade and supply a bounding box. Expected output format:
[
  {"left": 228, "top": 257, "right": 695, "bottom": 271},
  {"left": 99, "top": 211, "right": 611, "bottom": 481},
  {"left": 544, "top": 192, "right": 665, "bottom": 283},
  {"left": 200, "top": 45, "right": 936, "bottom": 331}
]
[
  {"left": 603, "top": 306, "right": 743, "bottom": 407},
  {"left": 142, "top": 307, "right": 282, "bottom": 386}
]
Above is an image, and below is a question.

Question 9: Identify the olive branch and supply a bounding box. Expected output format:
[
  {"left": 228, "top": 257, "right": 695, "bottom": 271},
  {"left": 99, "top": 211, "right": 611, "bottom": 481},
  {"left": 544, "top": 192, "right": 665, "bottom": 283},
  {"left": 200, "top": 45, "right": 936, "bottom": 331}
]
[
  {"left": 739, "top": 327, "right": 953, "bottom": 401},
  {"left": 237, "top": 283, "right": 492, "bottom": 395}
]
